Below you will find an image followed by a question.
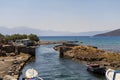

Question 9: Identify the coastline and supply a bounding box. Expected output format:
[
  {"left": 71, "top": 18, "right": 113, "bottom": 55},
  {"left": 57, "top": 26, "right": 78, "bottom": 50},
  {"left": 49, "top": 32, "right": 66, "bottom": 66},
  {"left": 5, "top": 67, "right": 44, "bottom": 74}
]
[
  {"left": 54, "top": 43, "right": 120, "bottom": 70},
  {"left": 37, "top": 40, "right": 68, "bottom": 45},
  {"left": 0, "top": 44, "right": 36, "bottom": 80},
  {"left": 0, "top": 40, "right": 119, "bottom": 79},
  {"left": 37, "top": 40, "right": 80, "bottom": 46},
  {"left": 0, "top": 53, "right": 32, "bottom": 80}
]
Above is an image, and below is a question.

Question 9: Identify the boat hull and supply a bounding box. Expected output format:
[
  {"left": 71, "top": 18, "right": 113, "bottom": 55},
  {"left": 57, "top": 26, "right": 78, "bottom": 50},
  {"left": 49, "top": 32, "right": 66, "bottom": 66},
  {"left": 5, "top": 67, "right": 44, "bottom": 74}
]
[
  {"left": 106, "top": 69, "right": 120, "bottom": 80},
  {"left": 87, "top": 66, "right": 106, "bottom": 75}
]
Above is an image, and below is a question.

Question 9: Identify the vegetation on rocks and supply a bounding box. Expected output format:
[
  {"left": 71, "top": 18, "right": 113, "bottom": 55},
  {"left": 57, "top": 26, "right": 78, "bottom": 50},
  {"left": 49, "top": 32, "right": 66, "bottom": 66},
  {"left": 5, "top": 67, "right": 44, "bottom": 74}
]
[
  {"left": 0, "top": 33, "right": 5, "bottom": 43},
  {"left": 0, "top": 33, "right": 39, "bottom": 43},
  {"left": 54, "top": 44, "right": 120, "bottom": 69},
  {"left": 28, "top": 34, "right": 39, "bottom": 41},
  {"left": 5, "top": 34, "right": 27, "bottom": 42},
  {"left": 0, "top": 33, "right": 37, "bottom": 79}
]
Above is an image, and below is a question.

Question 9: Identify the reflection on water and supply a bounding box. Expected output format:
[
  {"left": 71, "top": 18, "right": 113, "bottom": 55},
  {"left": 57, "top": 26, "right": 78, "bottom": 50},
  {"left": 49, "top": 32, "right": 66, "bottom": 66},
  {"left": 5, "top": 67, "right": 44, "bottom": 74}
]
[{"left": 19, "top": 45, "right": 105, "bottom": 80}]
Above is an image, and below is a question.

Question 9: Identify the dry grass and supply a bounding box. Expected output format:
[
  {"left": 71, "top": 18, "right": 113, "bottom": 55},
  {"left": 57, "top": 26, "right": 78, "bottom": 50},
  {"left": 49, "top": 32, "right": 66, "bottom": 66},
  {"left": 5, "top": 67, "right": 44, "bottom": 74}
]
[
  {"left": 65, "top": 45, "right": 120, "bottom": 63},
  {"left": 54, "top": 45, "right": 120, "bottom": 69},
  {"left": 100, "top": 52, "right": 120, "bottom": 62}
]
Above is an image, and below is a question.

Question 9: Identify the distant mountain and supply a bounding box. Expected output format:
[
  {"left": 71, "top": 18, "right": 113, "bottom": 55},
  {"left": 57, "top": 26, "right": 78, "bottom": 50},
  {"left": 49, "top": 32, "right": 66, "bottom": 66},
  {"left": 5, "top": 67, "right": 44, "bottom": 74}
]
[
  {"left": 94, "top": 29, "right": 120, "bottom": 36},
  {"left": 0, "top": 26, "right": 74, "bottom": 36},
  {"left": 0, "top": 26, "right": 107, "bottom": 36},
  {"left": 70, "top": 31, "right": 107, "bottom": 36}
]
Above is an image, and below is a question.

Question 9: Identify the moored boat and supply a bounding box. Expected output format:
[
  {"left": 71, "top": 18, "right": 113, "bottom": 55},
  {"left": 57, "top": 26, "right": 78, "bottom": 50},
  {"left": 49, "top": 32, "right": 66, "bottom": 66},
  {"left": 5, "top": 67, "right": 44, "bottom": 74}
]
[
  {"left": 87, "top": 64, "right": 106, "bottom": 75},
  {"left": 23, "top": 68, "right": 43, "bottom": 80},
  {"left": 106, "top": 69, "right": 120, "bottom": 80}
]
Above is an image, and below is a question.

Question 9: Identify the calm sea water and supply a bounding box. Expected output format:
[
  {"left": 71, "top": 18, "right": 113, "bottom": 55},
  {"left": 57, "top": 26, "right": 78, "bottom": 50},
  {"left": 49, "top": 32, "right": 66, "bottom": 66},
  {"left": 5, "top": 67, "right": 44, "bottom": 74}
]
[
  {"left": 40, "top": 36, "right": 120, "bottom": 52},
  {"left": 19, "top": 36, "right": 120, "bottom": 80}
]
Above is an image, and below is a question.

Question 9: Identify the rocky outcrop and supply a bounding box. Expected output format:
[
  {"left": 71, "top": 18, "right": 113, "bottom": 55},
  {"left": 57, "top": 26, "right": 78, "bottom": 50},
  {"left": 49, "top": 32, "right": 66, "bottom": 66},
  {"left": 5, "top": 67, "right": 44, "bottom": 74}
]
[
  {"left": 0, "top": 44, "right": 36, "bottom": 79},
  {"left": 54, "top": 45, "right": 102, "bottom": 59},
  {"left": 0, "top": 53, "right": 32, "bottom": 80},
  {"left": 54, "top": 44, "right": 120, "bottom": 69},
  {"left": 3, "top": 75, "right": 17, "bottom": 80}
]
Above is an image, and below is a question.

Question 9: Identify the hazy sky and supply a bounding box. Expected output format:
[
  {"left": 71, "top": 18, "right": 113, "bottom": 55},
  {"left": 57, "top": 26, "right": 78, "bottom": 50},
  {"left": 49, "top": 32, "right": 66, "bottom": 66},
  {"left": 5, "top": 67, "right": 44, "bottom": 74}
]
[{"left": 0, "top": 0, "right": 120, "bottom": 32}]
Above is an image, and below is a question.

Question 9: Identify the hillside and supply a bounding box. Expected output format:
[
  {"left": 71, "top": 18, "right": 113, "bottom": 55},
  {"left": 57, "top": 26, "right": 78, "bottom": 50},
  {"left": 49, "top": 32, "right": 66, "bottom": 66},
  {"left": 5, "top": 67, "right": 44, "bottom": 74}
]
[
  {"left": 94, "top": 29, "right": 120, "bottom": 36},
  {"left": 0, "top": 26, "right": 106, "bottom": 36}
]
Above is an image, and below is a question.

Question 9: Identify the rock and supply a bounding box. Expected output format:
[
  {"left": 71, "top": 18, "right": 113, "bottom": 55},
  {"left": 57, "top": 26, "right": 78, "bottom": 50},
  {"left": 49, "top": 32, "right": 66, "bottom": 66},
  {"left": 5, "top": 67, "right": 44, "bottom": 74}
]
[
  {"left": 3, "top": 75, "right": 17, "bottom": 80},
  {"left": 0, "top": 51, "right": 6, "bottom": 56},
  {"left": 63, "top": 43, "right": 78, "bottom": 47},
  {"left": 7, "top": 71, "right": 14, "bottom": 75},
  {"left": 2, "top": 45, "right": 15, "bottom": 53},
  {"left": 59, "top": 47, "right": 64, "bottom": 58},
  {"left": 6, "top": 53, "right": 16, "bottom": 56},
  {"left": 0, "top": 78, "right": 3, "bottom": 80},
  {"left": 13, "top": 60, "right": 20, "bottom": 64},
  {"left": 54, "top": 44, "right": 120, "bottom": 69}
]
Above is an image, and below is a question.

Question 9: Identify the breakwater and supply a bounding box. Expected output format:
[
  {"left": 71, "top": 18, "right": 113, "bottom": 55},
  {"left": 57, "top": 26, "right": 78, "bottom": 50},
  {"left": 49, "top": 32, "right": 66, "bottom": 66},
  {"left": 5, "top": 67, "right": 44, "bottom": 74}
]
[{"left": 54, "top": 43, "right": 120, "bottom": 70}]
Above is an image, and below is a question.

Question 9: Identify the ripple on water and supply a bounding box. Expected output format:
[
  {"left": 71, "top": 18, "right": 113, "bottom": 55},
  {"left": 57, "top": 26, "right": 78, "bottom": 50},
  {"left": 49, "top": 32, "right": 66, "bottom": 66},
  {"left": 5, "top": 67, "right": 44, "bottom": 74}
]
[{"left": 20, "top": 45, "right": 106, "bottom": 80}]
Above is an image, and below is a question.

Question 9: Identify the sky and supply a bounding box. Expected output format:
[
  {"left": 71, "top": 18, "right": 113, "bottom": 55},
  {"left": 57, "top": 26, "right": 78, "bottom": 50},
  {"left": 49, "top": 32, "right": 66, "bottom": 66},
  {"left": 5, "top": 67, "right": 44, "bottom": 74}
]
[{"left": 0, "top": 0, "right": 120, "bottom": 32}]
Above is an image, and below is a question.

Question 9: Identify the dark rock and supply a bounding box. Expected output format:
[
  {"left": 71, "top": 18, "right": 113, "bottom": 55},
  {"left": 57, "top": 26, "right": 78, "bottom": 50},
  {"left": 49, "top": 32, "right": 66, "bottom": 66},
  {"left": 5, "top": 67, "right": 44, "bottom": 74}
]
[
  {"left": 59, "top": 47, "right": 64, "bottom": 58},
  {"left": 7, "top": 71, "right": 14, "bottom": 75},
  {"left": 2, "top": 45, "right": 15, "bottom": 53},
  {"left": 0, "top": 78, "right": 2, "bottom": 80},
  {"left": 63, "top": 43, "right": 78, "bottom": 47},
  {"left": 13, "top": 60, "right": 21, "bottom": 64},
  {"left": 88, "top": 45, "right": 98, "bottom": 49}
]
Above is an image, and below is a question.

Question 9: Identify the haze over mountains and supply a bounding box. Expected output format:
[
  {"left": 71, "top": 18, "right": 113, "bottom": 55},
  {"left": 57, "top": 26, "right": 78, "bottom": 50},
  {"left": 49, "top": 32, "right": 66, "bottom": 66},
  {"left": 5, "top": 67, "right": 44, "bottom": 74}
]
[{"left": 0, "top": 26, "right": 108, "bottom": 36}]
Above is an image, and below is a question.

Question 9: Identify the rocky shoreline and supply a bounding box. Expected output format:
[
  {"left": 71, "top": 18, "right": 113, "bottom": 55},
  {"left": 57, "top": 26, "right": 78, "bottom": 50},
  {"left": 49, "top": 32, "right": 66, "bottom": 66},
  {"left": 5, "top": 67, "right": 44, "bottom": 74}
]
[
  {"left": 54, "top": 43, "right": 120, "bottom": 70},
  {"left": 0, "top": 45, "right": 35, "bottom": 80},
  {"left": 38, "top": 40, "right": 78, "bottom": 45},
  {"left": 1, "top": 53, "right": 32, "bottom": 80},
  {"left": 0, "top": 40, "right": 59, "bottom": 80}
]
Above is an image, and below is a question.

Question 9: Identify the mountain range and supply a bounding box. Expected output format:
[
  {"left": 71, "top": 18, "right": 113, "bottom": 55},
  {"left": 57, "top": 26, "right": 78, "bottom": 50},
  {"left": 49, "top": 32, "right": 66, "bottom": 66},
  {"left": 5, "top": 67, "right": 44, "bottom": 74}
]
[
  {"left": 94, "top": 29, "right": 120, "bottom": 36},
  {"left": 0, "top": 26, "right": 108, "bottom": 36}
]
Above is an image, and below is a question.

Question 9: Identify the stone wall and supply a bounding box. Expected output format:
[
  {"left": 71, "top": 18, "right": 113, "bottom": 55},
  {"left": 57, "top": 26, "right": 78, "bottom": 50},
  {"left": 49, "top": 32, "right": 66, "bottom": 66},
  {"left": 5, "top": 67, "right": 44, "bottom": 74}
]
[
  {"left": 0, "top": 45, "right": 35, "bottom": 56},
  {"left": 17, "top": 46, "right": 35, "bottom": 56}
]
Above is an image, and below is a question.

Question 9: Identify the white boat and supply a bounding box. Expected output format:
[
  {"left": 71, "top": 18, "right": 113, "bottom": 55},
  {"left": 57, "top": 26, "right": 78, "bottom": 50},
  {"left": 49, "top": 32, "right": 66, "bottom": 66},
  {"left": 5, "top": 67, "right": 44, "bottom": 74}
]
[
  {"left": 23, "top": 68, "right": 43, "bottom": 80},
  {"left": 106, "top": 69, "right": 120, "bottom": 80}
]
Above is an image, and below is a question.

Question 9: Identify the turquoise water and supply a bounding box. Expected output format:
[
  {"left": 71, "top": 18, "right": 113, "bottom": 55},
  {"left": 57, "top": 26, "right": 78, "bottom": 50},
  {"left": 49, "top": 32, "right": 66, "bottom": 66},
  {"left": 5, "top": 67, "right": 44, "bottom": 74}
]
[
  {"left": 40, "top": 36, "right": 120, "bottom": 52},
  {"left": 19, "top": 36, "right": 120, "bottom": 80}
]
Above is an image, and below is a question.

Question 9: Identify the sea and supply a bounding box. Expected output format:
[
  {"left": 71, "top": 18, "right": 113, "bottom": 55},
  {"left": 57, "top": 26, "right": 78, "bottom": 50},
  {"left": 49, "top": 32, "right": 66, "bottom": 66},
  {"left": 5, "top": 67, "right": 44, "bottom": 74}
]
[
  {"left": 40, "top": 36, "right": 120, "bottom": 52},
  {"left": 19, "top": 36, "right": 120, "bottom": 80}
]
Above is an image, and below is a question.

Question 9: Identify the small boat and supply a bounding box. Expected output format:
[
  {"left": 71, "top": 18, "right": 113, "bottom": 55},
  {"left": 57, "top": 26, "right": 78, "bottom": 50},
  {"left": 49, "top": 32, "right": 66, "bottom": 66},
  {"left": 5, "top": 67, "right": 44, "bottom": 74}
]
[
  {"left": 87, "top": 64, "right": 106, "bottom": 75},
  {"left": 106, "top": 69, "right": 120, "bottom": 80},
  {"left": 23, "top": 68, "right": 43, "bottom": 80}
]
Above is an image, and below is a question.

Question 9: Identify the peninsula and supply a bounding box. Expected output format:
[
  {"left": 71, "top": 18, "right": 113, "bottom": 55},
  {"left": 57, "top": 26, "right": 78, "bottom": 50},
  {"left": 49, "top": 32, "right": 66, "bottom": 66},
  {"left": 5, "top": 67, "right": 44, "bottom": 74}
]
[
  {"left": 94, "top": 29, "right": 120, "bottom": 36},
  {"left": 54, "top": 43, "right": 120, "bottom": 70}
]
